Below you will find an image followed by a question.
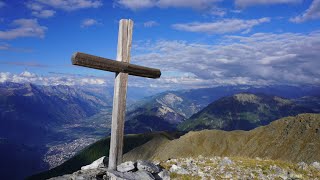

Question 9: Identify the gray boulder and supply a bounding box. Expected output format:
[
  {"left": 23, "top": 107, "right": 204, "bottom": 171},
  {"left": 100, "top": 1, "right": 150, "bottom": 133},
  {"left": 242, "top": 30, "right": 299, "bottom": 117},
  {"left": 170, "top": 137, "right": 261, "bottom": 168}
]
[
  {"left": 219, "top": 157, "right": 233, "bottom": 166},
  {"left": 137, "top": 160, "right": 160, "bottom": 173},
  {"left": 156, "top": 169, "right": 170, "bottom": 180},
  {"left": 297, "top": 162, "right": 308, "bottom": 170},
  {"left": 169, "top": 164, "right": 188, "bottom": 175},
  {"left": 117, "top": 161, "right": 136, "bottom": 172},
  {"left": 81, "top": 156, "right": 106, "bottom": 170},
  {"left": 107, "top": 169, "right": 155, "bottom": 180},
  {"left": 311, "top": 162, "right": 320, "bottom": 170},
  {"left": 49, "top": 168, "right": 107, "bottom": 180}
]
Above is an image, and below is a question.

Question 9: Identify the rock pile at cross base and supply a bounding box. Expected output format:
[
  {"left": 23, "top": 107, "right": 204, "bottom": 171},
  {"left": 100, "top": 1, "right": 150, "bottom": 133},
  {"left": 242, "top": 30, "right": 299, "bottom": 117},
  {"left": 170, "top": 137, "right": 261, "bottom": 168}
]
[
  {"left": 48, "top": 155, "right": 320, "bottom": 179},
  {"left": 48, "top": 156, "right": 170, "bottom": 180}
]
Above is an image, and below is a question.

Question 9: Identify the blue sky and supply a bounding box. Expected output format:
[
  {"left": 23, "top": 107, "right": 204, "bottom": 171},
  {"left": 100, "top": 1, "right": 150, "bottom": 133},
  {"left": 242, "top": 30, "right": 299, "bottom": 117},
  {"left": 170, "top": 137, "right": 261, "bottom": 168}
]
[{"left": 0, "top": 0, "right": 319, "bottom": 90}]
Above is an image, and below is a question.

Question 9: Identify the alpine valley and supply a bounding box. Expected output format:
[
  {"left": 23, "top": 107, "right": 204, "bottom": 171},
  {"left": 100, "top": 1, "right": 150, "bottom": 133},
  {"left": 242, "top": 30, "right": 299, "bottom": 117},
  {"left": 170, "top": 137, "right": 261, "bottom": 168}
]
[{"left": 0, "top": 82, "right": 320, "bottom": 179}]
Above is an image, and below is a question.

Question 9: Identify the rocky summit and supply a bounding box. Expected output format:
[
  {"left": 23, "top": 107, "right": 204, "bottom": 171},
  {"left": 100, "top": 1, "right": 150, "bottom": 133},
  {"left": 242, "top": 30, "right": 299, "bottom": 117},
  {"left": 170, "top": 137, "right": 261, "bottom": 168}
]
[
  {"left": 162, "top": 156, "right": 320, "bottom": 179},
  {"left": 48, "top": 155, "right": 320, "bottom": 179},
  {"left": 49, "top": 157, "right": 170, "bottom": 180}
]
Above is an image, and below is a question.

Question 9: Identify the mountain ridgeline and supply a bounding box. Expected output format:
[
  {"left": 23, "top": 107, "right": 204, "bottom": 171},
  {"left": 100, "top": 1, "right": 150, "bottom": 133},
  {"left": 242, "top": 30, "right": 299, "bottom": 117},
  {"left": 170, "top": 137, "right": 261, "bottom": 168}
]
[
  {"left": 178, "top": 93, "right": 314, "bottom": 131},
  {"left": 124, "top": 85, "right": 320, "bottom": 134},
  {"left": 1, "top": 82, "right": 320, "bottom": 179},
  {"left": 0, "top": 82, "right": 110, "bottom": 145},
  {"left": 32, "top": 114, "right": 320, "bottom": 179},
  {"left": 0, "top": 82, "right": 112, "bottom": 179},
  {"left": 124, "top": 114, "right": 320, "bottom": 164},
  {"left": 125, "top": 92, "right": 201, "bottom": 133}
]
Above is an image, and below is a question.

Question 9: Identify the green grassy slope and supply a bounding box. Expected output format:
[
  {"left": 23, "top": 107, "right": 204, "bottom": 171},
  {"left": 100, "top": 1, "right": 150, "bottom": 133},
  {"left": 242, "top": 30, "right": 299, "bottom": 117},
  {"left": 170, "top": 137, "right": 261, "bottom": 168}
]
[
  {"left": 28, "top": 132, "right": 183, "bottom": 180},
  {"left": 129, "top": 114, "right": 320, "bottom": 164}
]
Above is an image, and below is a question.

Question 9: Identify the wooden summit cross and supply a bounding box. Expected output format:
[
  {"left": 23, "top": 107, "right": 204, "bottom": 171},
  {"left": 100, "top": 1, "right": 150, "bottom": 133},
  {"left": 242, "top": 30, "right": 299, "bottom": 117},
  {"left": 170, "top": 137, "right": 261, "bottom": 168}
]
[{"left": 71, "top": 19, "right": 161, "bottom": 170}]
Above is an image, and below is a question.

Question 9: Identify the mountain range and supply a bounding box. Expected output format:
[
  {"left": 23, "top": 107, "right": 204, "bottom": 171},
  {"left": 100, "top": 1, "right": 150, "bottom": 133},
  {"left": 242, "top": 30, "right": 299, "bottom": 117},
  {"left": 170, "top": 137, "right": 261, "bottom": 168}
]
[
  {"left": 124, "top": 113, "right": 320, "bottom": 163},
  {"left": 178, "top": 93, "right": 314, "bottom": 131},
  {"left": 124, "top": 86, "right": 320, "bottom": 134},
  {"left": 1, "top": 82, "right": 320, "bottom": 179},
  {"left": 0, "top": 82, "right": 111, "bottom": 179},
  {"left": 30, "top": 113, "right": 320, "bottom": 179}
]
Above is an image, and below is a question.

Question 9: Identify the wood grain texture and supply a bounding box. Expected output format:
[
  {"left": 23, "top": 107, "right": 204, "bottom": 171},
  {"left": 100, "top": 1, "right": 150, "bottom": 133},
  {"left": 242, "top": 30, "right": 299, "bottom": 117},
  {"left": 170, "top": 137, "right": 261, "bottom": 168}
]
[
  {"left": 108, "top": 19, "right": 133, "bottom": 170},
  {"left": 72, "top": 52, "right": 161, "bottom": 79}
]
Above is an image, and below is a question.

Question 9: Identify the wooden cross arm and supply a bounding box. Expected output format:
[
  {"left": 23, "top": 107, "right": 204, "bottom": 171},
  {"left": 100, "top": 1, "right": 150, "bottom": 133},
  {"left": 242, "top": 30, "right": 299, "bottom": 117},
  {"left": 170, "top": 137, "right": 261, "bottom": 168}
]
[{"left": 72, "top": 52, "right": 161, "bottom": 79}]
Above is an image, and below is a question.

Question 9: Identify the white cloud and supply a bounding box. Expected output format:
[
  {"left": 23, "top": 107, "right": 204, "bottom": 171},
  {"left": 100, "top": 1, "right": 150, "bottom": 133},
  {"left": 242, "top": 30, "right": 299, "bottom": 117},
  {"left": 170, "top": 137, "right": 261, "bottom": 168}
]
[
  {"left": 235, "top": 0, "right": 302, "bottom": 8},
  {"left": 115, "top": 0, "right": 155, "bottom": 10},
  {"left": 156, "top": 0, "right": 221, "bottom": 9},
  {"left": 131, "top": 31, "right": 320, "bottom": 87},
  {"left": 81, "top": 18, "right": 100, "bottom": 28},
  {"left": 290, "top": 0, "right": 320, "bottom": 23},
  {"left": 26, "top": 0, "right": 102, "bottom": 18},
  {"left": 172, "top": 18, "right": 270, "bottom": 34},
  {"left": 143, "top": 21, "right": 159, "bottom": 27},
  {"left": 0, "top": 19, "right": 47, "bottom": 40},
  {"left": 210, "top": 7, "right": 226, "bottom": 17},
  {"left": 79, "top": 78, "right": 105, "bottom": 85},
  {"left": 0, "top": 71, "right": 107, "bottom": 86},
  {"left": 20, "top": 71, "right": 37, "bottom": 78},
  {"left": 34, "top": 0, "right": 102, "bottom": 11},
  {"left": 114, "top": 0, "right": 221, "bottom": 10},
  {"left": 0, "top": 72, "right": 10, "bottom": 83},
  {"left": 27, "top": 2, "right": 56, "bottom": 18}
]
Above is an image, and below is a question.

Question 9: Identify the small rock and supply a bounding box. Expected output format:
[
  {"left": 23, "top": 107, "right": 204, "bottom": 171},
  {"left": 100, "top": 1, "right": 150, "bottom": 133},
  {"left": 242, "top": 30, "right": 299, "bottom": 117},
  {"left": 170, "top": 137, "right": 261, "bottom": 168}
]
[
  {"left": 250, "top": 173, "right": 255, "bottom": 178},
  {"left": 169, "top": 164, "right": 188, "bottom": 175},
  {"left": 297, "top": 162, "right": 308, "bottom": 170},
  {"left": 288, "top": 171, "right": 303, "bottom": 179},
  {"left": 311, "top": 162, "right": 320, "bottom": 170},
  {"left": 117, "top": 161, "right": 136, "bottom": 172},
  {"left": 153, "top": 160, "right": 160, "bottom": 166},
  {"left": 219, "top": 157, "right": 233, "bottom": 166},
  {"left": 107, "top": 169, "right": 155, "bottom": 180},
  {"left": 135, "top": 170, "right": 156, "bottom": 180},
  {"left": 156, "top": 169, "right": 170, "bottom": 180},
  {"left": 137, "top": 160, "right": 160, "bottom": 173},
  {"left": 81, "top": 156, "right": 106, "bottom": 170},
  {"left": 223, "top": 172, "right": 232, "bottom": 178},
  {"left": 270, "top": 165, "right": 282, "bottom": 175}
]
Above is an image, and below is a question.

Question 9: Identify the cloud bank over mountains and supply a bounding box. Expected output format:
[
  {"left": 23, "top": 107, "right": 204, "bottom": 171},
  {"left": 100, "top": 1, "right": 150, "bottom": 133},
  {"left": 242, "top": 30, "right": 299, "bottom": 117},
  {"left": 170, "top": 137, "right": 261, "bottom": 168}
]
[
  {"left": 0, "top": 71, "right": 106, "bottom": 86},
  {"left": 1, "top": 0, "right": 319, "bottom": 90},
  {"left": 132, "top": 31, "right": 320, "bottom": 87},
  {"left": 1, "top": 30, "right": 319, "bottom": 90}
]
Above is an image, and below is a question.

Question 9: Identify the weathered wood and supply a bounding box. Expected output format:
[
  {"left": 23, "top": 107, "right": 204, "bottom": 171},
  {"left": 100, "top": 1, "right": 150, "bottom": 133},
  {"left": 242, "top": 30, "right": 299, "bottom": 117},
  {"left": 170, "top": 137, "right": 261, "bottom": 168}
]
[
  {"left": 70, "top": 18, "right": 161, "bottom": 175},
  {"left": 72, "top": 52, "right": 161, "bottom": 79},
  {"left": 108, "top": 19, "right": 133, "bottom": 170}
]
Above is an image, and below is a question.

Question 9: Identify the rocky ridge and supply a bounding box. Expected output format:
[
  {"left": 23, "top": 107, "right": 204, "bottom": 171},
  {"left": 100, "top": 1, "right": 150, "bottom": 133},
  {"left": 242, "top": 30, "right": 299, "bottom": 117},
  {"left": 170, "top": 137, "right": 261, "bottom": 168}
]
[
  {"left": 162, "top": 156, "right": 320, "bottom": 179},
  {"left": 124, "top": 114, "right": 320, "bottom": 164},
  {"left": 49, "top": 157, "right": 170, "bottom": 180},
  {"left": 49, "top": 155, "right": 320, "bottom": 179}
]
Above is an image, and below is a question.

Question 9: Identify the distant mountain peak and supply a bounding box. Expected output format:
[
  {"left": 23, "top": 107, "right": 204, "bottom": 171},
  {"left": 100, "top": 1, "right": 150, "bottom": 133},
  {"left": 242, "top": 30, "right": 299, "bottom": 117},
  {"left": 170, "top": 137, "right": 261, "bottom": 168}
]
[
  {"left": 233, "top": 93, "right": 260, "bottom": 103},
  {"left": 158, "top": 93, "right": 184, "bottom": 105},
  {"left": 273, "top": 96, "right": 292, "bottom": 106},
  {"left": 179, "top": 93, "right": 314, "bottom": 131}
]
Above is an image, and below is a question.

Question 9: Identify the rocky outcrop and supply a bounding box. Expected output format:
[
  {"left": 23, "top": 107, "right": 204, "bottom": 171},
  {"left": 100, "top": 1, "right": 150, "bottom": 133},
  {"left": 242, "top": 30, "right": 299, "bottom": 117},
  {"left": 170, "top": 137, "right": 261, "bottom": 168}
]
[
  {"left": 48, "top": 155, "right": 320, "bottom": 180},
  {"left": 49, "top": 158, "right": 170, "bottom": 180},
  {"left": 163, "top": 156, "right": 320, "bottom": 179}
]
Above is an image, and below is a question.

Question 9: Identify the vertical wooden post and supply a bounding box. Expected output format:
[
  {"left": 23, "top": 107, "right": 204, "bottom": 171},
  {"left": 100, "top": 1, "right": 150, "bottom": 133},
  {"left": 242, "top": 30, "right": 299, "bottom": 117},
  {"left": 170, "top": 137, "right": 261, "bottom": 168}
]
[{"left": 108, "top": 19, "right": 133, "bottom": 170}]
